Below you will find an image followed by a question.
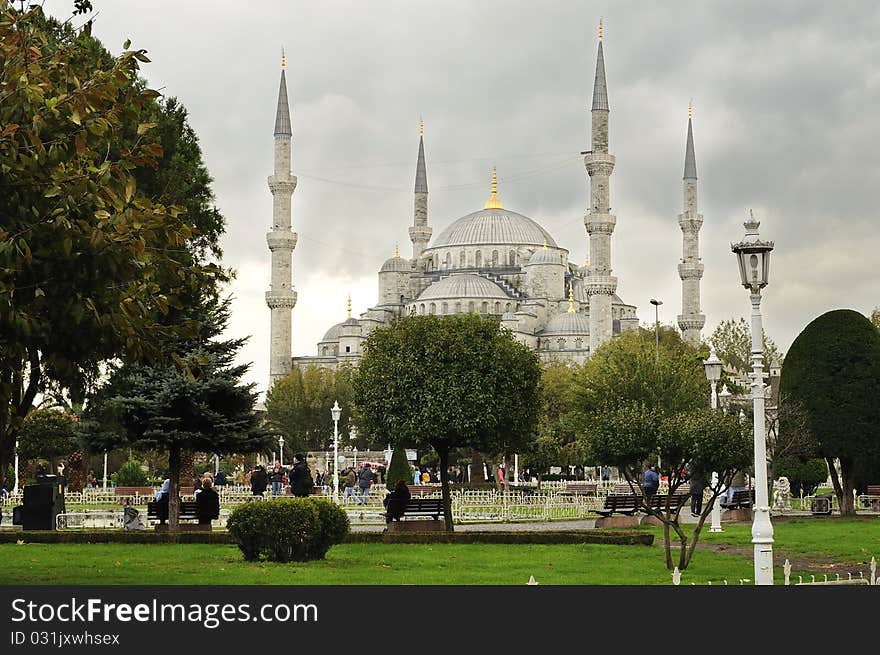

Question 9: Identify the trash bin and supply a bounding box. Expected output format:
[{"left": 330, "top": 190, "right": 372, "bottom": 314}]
[{"left": 15, "top": 476, "right": 66, "bottom": 530}]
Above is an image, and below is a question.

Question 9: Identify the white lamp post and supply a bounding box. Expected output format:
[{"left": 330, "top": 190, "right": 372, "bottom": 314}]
[
  {"left": 13, "top": 439, "right": 20, "bottom": 495},
  {"left": 278, "top": 436, "right": 285, "bottom": 468},
  {"left": 649, "top": 299, "right": 663, "bottom": 362},
  {"left": 703, "top": 347, "right": 723, "bottom": 533},
  {"left": 331, "top": 400, "right": 342, "bottom": 504},
  {"left": 731, "top": 211, "right": 775, "bottom": 585},
  {"left": 102, "top": 451, "right": 108, "bottom": 490}
]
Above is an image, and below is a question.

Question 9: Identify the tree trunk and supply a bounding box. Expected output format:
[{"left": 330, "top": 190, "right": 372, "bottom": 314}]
[
  {"left": 537, "top": 473, "right": 542, "bottom": 490},
  {"left": 179, "top": 450, "right": 195, "bottom": 488},
  {"left": 838, "top": 457, "right": 856, "bottom": 516},
  {"left": 66, "top": 450, "right": 84, "bottom": 493},
  {"left": 469, "top": 450, "right": 485, "bottom": 483},
  {"left": 438, "top": 447, "right": 454, "bottom": 532},
  {"left": 168, "top": 445, "right": 181, "bottom": 532},
  {"left": 826, "top": 456, "right": 848, "bottom": 515}
]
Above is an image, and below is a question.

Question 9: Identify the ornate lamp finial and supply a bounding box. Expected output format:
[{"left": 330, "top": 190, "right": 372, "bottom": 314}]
[
  {"left": 281, "top": 47, "right": 286, "bottom": 71},
  {"left": 598, "top": 17, "right": 603, "bottom": 42},
  {"left": 484, "top": 167, "right": 504, "bottom": 209},
  {"left": 419, "top": 117, "right": 424, "bottom": 137},
  {"left": 568, "top": 281, "right": 575, "bottom": 314},
  {"left": 347, "top": 292, "right": 351, "bottom": 318}
]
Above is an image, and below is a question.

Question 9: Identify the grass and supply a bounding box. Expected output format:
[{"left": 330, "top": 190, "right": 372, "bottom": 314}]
[{"left": 1, "top": 516, "right": 876, "bottom": 586}]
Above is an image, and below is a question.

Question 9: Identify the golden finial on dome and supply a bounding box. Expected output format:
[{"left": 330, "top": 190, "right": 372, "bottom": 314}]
[
  {"left": 419, "top": 117, "right": 424, "bottom": 137},
  {"left": 598, "top": 17, "right": 603, "bottom": 42},
  {"left": 347, "top": 292, "right": 351, "bottom": 318},
  {"left": 281, "top": 47, "right": 286, "bottom": 71},
  {"left": 542, "top": 239, "right": 548, "bottom": 250},
  {"left": 568, "top": 281, "right": 575, "bottom": 314},
  {"left": 688, "top": 99, "right": 693, "bottom": 120},
  {"left": 395, "top": 244, "right": 399, "bottom": 258},
  {"left": 484, "top": 167, "right": 504, "bottom": 209}
]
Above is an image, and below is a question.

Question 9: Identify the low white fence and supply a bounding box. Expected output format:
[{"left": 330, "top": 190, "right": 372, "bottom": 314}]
[{"left": 671, "top": 557, "right": 879, "bottom": 586}]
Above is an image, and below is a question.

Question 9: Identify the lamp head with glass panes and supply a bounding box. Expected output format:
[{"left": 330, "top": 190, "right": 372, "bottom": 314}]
[{"left": 731, "top": 211, "right": 774, "bottom": 293}]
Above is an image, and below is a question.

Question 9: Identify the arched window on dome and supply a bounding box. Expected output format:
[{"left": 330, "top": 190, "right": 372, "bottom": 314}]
[
  {"left": 454, "top": 302, "right": 461, "bottom": 314},
  {"left": 433, "top": 254, "right": 439, "bottom": 270},
  {"left": 494, "top": 302, "right": 500, "bottom": 314},
  {"left": 475, "top": 251, "right": 482, "bottom": 268},
  {"left": 468, "top": 301, "right": 475, "bottom": 313},
  {"left": 419, "top": 304, "right": 425, "bottom": 315},
  {"left": 445, "top": 252, "right": 451, "bottom": 269},
  {"left": 400, "top": 294, "right": 405, "bottom": 305},
  {"left": 575, "top": 338, "right": 583, "bottom": 350},
  {"left": 505, "top": 302, "right": 511, "bottom": 313},
  {"left": 322, "top": 347, "right": 328, "bottom": 356},
  {"left": 481, "top": 301, "right": 488, "bottom": 314},
  {"left": 557, "top": 338, "right": 566, "bottom": 351},
  {"left": 441, "top": 302, "right": 448, "bottom": 315},
  {"left": 459, "top": 251, "right": 465, "bottom": 268},
  {"left": 509, "top": 250, "right": 516, "bottom": 266},
  {"left": 429, "top": 303, "right": 436, "bottom": 315},
  {"left": 491, "top": 250, "right": 499, "bottom": 267}
]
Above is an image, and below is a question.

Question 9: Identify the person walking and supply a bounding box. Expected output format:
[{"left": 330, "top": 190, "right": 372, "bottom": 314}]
[
  {"left": 412, "top": 466, "right": 422, "bottom": 485},
  {"left": 357, "top": 462, "right": 374, "bottom": 505},
  {"left": 643, "top": 465, "right": 660, "bottom": 497},
  {"left": 689, "top": 467, "right": 706, "bottom": 516},
  {"left": 343, "top": 467, "right": 358, "bottom": 504},
  {"left": 290, "top": 453, "right": 313, "bottom": 498}
]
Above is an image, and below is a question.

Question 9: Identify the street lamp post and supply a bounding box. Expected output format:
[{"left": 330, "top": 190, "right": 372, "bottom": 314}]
[
  {"left": 731, "top": 211, "right": 775, "bottom": 585},
  {"left": 13, "top": 439, "right": 20, "bottom": 495},
  {"left": 278, "top": 436, "right": 285, "bottom": 468},
  {"left": 649, "top": 299, "right": 663, "bottom": 362},
  {"left": 703, "top": 347, "right": 723, "bottom": 533},
  {"left": 331, "top": 400, "right": 342, "bottom": 504},
  {"left": 102, "top": 451, "right": 108, "bottom": 490}
]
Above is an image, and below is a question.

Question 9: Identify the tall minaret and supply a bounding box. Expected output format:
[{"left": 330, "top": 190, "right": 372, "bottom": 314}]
[
  {"left": 266, "top": 49, "right": 298, "bottom": 386},
  {"left": 584, "top": 19, "right": 617, "bottom": 353},
  {"left": 677, "top": 102, "right": 705, "bottom": 346},
  {"left": 408, "top": 119, "right": 431, "bottom": 260}
]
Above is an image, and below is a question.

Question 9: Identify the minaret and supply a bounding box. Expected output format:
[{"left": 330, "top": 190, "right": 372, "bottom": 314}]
[
  {"left": 408, "top": 119, "right": 431, "bottom": 260},
  {"left": 677, "top": 102, "right": 705, "bottom": 346},
  {"left": 266, "top": 49, "right": 298, "bottom": 385},
  {"left": 584, "top": 19, "right": 617, "bottom": 353}
]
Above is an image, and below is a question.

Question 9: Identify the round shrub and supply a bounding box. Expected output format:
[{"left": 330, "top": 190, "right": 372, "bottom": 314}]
[
  {"left": 304, "top": 498, "right": 350, "bottom": 560},
  {"left": 226, "top": 498, "right": 348, "bottom": 563},
  {"left": 115, "top": 460, "right": 148, "bottom": 487}
]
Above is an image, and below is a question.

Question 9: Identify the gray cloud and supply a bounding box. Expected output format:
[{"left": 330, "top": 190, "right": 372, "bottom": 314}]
[{"left": 42, "top": 0, "right": 880, "bottom": 397}]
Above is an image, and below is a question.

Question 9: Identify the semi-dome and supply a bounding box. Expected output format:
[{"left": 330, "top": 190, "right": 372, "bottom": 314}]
[
  {"left": 320, "top": 322, "right": 345, "bottom": 342},
  {"left": 380, "top": 255, "right": 410, "bottom": 273},
  {"left": 430, "top": 208, "right": 558, "bottom": 249},
  {"left": 417, "top": 273, "right": 509, "bottom": 301},
  {"left": 541, "top": 312, "right": 591, "bottom": 336},
  {"left": 527, "top": 248, "right": 564, "bottom": 266}
]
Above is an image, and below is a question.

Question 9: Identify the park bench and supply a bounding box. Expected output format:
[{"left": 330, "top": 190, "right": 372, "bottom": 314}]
[
  {"left": 862, "top": 485, "right": 880, "bottom": 512},
  {"left": 146, "top": 500, "right": 199, "bottom": 525},
  {"left": 720, "top": 489, "right": 754, "bottom": 510},
  {"left": 561, "top": 482, "right": 598, "bottom": 496},
  {"left": 645, "top": 493, "right": 690, "bottom": 515},
  {"left": 382, "top": 497, "right": 444, "bottom": 521},
  {"left": 594, "top": 494, "right": 641, "bottom": 517}
]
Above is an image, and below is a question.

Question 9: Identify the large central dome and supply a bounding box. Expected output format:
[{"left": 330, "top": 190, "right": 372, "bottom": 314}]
[{"left": 430, "top": 208, "right": 558, "bottom": 249}]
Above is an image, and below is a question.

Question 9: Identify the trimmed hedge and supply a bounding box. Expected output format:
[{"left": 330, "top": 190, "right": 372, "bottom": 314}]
[
  {"left": 0, "top": 529, "right": 652, "bottom": 546},
  {"left": 225, "top": 497, "right": 350, "bottom": 562}
]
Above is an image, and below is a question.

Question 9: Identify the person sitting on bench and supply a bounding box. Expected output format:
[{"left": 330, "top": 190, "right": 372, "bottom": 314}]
[
  {"left": 383, "top": 480, "right": 411, "bottom": 523},
  {"left": 196, "top": 476, "right": 220, "bottom": 526},
  {"left": 154, "top": 478, "right": 170, "bottom": 523}
]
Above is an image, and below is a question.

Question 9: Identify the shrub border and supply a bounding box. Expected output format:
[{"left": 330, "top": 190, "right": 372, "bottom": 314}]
[{"left": 0, "top": 529, "right": 651, "bottom": 546}]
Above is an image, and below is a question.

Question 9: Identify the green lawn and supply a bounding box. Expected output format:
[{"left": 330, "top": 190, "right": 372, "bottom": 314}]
[{"left": 1, "top": 517, "right": 876, "bottom": 586}]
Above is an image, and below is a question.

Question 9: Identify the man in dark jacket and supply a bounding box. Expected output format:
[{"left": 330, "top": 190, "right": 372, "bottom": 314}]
[
  {"left": 196, "top": 477, "right": 220, "bottom": 525},
  {"left": 383, "top": 480, "right": 411, "bottom": 524},
  {"left": 269, "top": 462, "right": 286, "bottom": 496},
  {"left": 250, "top": 465, "right": 268, "bottom": 498},
  {"left": 290, "top": 454, "right": 313, "bottom": 498},
  {"left": 357, "top": 463, "right": 374, "bottom": 505},
  {"left": 643, "top": 465, "right": 660, "bottom": 497}
]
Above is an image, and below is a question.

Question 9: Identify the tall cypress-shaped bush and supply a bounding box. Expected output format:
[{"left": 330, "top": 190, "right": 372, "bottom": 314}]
[{"left": 385, "top": 447, "right": 412, "bottom": 490}]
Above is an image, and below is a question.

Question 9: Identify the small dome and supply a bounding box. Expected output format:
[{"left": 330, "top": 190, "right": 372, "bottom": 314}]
[
  {"left": 541, "top": 312, "right": 590, "bottom": 336},
  {"left": 380, "top": 256, "right": 409, "bottom": 273},
  {"left": 430, "top": 208, "right": 558, "bottom": 248},
  {"left": 501, "top": 312, "right": 517, "bottom": 321},
  {"left": 527, "top": 248, "right": 564, "bottom": 266},
  {"left": 320, "top": 322, "right": 345, "bottom": 342},
  {"left": 417, "top": 273, "right": 509, "bottom": 301},
  {"left": 342, "top": 317, "right": 359, "bottom": 327}
]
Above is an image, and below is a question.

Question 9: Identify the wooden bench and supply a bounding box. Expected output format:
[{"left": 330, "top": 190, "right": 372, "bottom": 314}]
[
  {"left": 646, "top": 493, "right": 689, "bottom": 515},
  {"left": 147, "top": 500, "right": 199, "bottom": 524},
  {"left": 382, "top": 497, "right": 446, "bottom": 533},
  {"left": 720, "top": 489, "right": 754, "bottom": 510},
  {"left": 595, "top": 494, "right": 641, "bottom": 517},
  {"left": 865, "top": 485, "right": 880, "bottom": 512},
  {"left": 561, "top": 482, "right": 598, "bottom": 496}
]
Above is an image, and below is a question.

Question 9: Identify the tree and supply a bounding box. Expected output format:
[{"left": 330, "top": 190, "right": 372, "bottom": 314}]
[
  {"left": 385, "top": 447, "right": 411, "bottom": 491},
  {"left": 871, "top": 307, "right": 880, "bottom": 332},
  {"left": 0, "top": 5, "right": 220, "bottom": 490},
  {"left": 82, "top": 297, "right": 272, "bottom": 529},
  {"left": 352, "top": 314, "right": 541, "bottom": 530},
  {"left": 15, "top": 408, "right": 79, "bottom": 469},
  {"left": 580, "top": 403, "right": 751, "bottom": 570},
  {"left": 710, "top": 318, "right": 780, "bottom": 375},
  {"left": 265, "top": 364, "right": 355, "bottom": 453},
  {"left": 779, "top": 309, "right": 880, "bottom": 515}
]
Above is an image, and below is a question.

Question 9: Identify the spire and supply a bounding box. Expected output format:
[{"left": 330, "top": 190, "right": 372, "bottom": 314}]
[
  {"left": 684, "top": 102, "right": 697, "bottom": 179},
  {"left": 568, "top": 282, "right": 575, "bottom": 313},
  {"left": 347, "top": 292, "right": 351, "bottom": 318},
  {"left": 484, "top": 167, "right": 504, "bottom": 209},
  {"left": 591, "top": 20, "right": 609, "bottom": 111},
  {"left": 274, "top": 51, "right": 292, "bottom": 138},
  {"left": 414, "top": 120, "right": 427, "bottom": 193}
]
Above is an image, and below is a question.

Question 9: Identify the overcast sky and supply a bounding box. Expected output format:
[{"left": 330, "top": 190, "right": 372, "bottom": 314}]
[{"left": 43, "top": 0, "right": 880, "bottom": 400}]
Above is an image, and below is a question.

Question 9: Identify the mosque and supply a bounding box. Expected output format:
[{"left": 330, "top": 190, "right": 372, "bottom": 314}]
[{"left": 265, "top": 24, "right": 705, "bottom": 384}]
